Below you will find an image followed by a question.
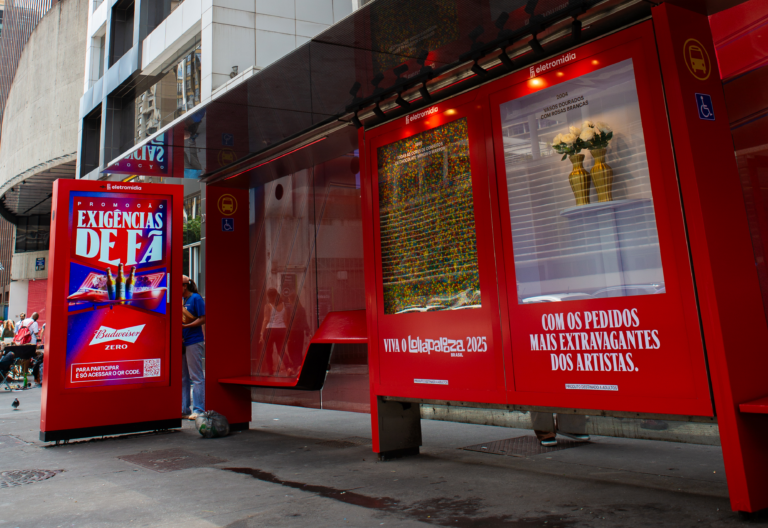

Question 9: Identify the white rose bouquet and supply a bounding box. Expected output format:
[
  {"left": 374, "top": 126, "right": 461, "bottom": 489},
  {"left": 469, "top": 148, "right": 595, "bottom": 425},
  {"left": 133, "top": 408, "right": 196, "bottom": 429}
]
[
  {"left": 581, "top": 120, "right": 613, "bottom": 150},
  {"left": 552, "top": 121, "right": 613, "bottom": 160},
  {"left": 552, "top": 132, "right": 585, "bottom": 160}
]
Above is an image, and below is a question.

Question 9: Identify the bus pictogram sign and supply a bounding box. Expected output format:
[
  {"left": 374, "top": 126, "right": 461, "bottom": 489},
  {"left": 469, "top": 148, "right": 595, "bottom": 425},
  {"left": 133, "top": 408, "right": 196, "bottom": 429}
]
[{"left": 683, "top": 38, "right": 711, "bottom": 81}]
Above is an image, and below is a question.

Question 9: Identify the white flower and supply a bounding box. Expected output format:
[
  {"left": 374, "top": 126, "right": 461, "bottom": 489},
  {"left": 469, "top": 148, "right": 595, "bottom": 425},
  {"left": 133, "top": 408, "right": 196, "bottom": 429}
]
[
  {"left": 580, "top": 127, "right": 595, "bottom": 141},
  {"left": 583, "top": 120, "right": 594, "bottom": 129},
  {"left": 552, "top": 133, "right": 563, "bottom": 145},
  {"left": 595, "top": 121, "right": 612, "bottom": 134},
  {"left": 569, "top": 126, "right": 582, "bottom": 137},
  {"left": 561, "top": 133, "right": 577, "bottom": 145}
]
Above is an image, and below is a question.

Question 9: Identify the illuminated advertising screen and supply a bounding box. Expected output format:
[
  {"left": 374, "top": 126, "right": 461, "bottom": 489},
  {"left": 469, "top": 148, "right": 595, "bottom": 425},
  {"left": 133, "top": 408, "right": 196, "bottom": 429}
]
[
  {"left": 498, "top": 59, "right": 664, "bottom": 305},
  {"left": 496, "top": 59, "right": 674, "bottom": 396},
  {"left": 377, "top": 117, "right": 481, "bottom": 315},
  {"left": 64, "top": 187, "right": 171, "bottom": 388}
]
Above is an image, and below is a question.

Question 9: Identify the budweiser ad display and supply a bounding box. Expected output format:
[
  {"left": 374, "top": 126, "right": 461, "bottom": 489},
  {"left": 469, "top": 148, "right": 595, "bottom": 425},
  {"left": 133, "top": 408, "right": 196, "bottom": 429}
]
[{"left": 64, "top": 188, "right": 171, "bottom": 388}]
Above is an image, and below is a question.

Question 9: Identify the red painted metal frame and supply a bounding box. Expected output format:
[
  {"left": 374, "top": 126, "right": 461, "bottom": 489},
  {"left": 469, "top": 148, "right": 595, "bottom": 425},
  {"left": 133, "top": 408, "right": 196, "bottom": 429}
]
[
  {"left": 41, "top": 179, "right": 183, "bottom": 437},
  {"left": 309, "top": 310, "right": 367, "bottom": 344},
  {"left": 740, "top": 396, "right": 768, "bottom": 414},
  {"left": 485, "top": 23, "right": 713, "bottom": 416},
  {"left": 653, "top": 3, "right": 768, "bottom": 513},
  {"left": 365, "top": 90, "right": 508, "bottom": 405},
  {"left": 205, "top": 185, "right": 252, "bottom": 425}
]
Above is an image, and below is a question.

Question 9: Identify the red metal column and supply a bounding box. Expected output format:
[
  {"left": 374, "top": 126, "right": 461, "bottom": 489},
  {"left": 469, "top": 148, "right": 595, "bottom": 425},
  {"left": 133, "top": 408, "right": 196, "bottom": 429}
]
[
  {"left": 358, "top": 125, "right": 385, "bottom": 453},
  {"left": 205, "top": 185, "right": 252, "bottom": 428},
  {"left": 653, "top": 3, "right": 768, "bottom": 513}
]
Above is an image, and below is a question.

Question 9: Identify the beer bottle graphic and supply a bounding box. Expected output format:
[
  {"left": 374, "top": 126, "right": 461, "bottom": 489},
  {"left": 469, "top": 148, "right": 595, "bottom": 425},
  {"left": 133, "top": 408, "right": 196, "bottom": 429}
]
[
  {"left": 116, "top": 263, "right": 126, "bottom": 301},
  {"left": 106, "top": 268, "right": 116, "bottom": 300},
  {"left": 126, "top": 266, "right": 136, "bottom": 301}
]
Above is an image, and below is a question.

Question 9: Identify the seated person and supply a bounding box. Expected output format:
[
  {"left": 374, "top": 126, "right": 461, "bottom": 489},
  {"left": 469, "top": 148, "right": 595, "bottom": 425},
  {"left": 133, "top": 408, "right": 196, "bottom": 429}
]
[
  {"left": 31, "top": 352, "right": 43, "bottom": 385},
  {"left": 0, "top": 350, "right": 16, "bottom": 381}
]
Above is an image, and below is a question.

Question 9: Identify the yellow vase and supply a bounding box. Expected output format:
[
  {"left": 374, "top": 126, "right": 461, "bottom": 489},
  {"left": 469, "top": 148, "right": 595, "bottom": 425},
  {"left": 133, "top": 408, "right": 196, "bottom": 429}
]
[
  {"left": 568, "top": 154, "right": 591, "bottom": 206},
  {"left": 590, "top": 148, "right": 614, "bottom": 202}
]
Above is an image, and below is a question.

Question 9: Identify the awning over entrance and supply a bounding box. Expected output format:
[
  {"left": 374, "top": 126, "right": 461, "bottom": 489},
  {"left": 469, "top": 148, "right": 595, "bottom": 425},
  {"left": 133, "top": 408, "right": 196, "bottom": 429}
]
[
  {"left": 0, "top": 156, "right": 76, "bottom": 224},
  {"left": 103, "top": 0, "right": 748, "bottom": 183}
]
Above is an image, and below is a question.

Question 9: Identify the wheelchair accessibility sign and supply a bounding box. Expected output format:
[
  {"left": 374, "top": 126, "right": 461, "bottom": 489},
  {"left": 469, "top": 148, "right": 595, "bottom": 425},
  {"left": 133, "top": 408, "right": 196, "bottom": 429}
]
[
  {"left": 222, "top": 218, "right": 235, "bottom": 232},
  {"left": 696, "top": 93, "right": 714, "bottom": 121}
]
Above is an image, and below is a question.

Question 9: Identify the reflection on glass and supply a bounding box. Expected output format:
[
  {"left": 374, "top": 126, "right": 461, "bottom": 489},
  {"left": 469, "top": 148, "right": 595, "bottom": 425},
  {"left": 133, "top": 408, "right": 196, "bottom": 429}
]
[
  {"left": 183, "top": 193, "right": 201, "bottom": 245},
  {"left": 370, "top": 0, "right": 459, "bottom": 73},
  {"left": 183, "top": 110, "right": 205, "bottom": 179},
  {"left": 134, "top": 42, "right": 201, "bottom": 145},
  {"left": 249, "top": 153, "right": 364, "bottom": 378},
  {"left": 377, "top": 118, "right": 481, "bottom": 314},
  {"left": 498, "top": 59, "right": 665, "bottom": 303}
]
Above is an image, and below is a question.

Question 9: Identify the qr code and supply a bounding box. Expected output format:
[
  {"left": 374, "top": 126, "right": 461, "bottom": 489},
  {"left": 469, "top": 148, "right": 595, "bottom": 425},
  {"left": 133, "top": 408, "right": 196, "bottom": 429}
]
[{"left": 143, "top": 359, "right": 161, "bottom": 377}]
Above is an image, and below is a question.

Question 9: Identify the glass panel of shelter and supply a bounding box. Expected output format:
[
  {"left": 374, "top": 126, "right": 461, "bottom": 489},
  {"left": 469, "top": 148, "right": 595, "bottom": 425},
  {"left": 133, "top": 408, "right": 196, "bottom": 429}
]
[
  {"left": 182, "top": 189, "right": 202, "bottom": 286},
  {"left": 248, "top": 150, "right": 365, "bottom": 380}
]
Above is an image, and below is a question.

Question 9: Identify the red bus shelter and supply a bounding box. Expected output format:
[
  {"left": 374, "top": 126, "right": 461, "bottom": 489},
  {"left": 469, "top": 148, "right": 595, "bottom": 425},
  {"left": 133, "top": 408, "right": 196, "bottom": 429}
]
[{"left": 58, "top": 0, "right": 768, "bottom": 515}]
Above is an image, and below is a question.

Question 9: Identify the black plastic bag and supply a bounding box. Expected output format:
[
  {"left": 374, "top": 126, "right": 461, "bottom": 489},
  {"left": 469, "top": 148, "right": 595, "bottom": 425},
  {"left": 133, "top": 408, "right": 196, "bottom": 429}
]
[{"left": 195, "top": 410, "right": 230, "bottom": 438}]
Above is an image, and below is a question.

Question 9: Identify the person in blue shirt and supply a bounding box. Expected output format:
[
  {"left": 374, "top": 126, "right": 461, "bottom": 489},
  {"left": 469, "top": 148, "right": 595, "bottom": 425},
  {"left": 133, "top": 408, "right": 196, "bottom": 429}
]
[{"left": 181, "top": 275, "right": 206, "bottom": 419}]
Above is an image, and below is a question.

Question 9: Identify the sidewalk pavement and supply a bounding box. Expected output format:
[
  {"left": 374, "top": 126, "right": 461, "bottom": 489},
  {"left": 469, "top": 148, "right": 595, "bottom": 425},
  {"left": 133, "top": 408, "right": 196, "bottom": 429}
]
[{"left": 0, "top": 387, "right": 758, "bottom": 528}]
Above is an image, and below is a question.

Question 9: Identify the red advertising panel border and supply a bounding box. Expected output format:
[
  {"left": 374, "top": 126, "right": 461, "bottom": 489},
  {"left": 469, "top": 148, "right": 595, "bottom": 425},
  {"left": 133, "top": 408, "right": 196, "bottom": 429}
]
[
  {"left": 367, "top": 91, "right": 507, "bottom": 404},
  {"left": 487, "top": 23, "right": 713, "bottom": 416},
  {"left": 41, "top": 179, "right": 183, "bottom": 441}
]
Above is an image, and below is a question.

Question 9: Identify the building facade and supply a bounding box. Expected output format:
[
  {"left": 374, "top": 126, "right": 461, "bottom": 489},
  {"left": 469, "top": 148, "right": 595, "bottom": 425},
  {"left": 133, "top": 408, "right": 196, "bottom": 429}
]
[
  {"left": 0, "top": 0, "right": 54, "bottom": 132},
  {"left": 78, "top": 0, "right": 360, "bottom": 297},
  {"left": 0, "top": 0, "right": 87, "bottom": 325}
]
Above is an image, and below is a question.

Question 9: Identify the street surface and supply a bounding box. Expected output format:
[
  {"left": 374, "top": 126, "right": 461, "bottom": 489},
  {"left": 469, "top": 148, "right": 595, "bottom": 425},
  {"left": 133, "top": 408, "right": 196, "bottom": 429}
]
[{"left": 0, "top": 387, "right": 760, "bottom": 527}]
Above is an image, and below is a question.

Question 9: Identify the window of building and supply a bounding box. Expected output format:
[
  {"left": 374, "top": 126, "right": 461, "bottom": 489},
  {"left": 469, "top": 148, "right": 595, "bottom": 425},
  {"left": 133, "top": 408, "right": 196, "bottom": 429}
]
[
  {"left": 109, "top": 0, "right": 135, "bottom": 67},
  {"left": 145, "top": 0, "right": 187, "bottom": 36},
  {"left": 98, "top": 34, "right": 105, "bottom": 78},
  {"left": 133, "top": 39, "right": 201, "bottom": 145},
  {"left": 14, "top": 215, "right": 51, "bottom": 253},
  {"left": 80, "top": 106, "right": 102, "bottom": 177},
  {"left": 88, "top": 29, "right": 106, "bottom": 87}
]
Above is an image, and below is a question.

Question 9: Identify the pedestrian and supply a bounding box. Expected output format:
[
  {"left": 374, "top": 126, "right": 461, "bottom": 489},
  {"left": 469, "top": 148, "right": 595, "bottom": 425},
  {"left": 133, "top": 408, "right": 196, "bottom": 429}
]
[
  {"left": 531, "top": 412, "right": 590, "bottom": 446},
  {"left": 16, "top": 313, "right": 39, "bottom": 345},
  {"left": 14, "top": 312, "right": 25, "bottom": 334},
  {"left": 181, "top": 275, "right": 205, "bottom": 420},
  {"left": 259, "top": 288, "right": 288, "bottom": 375},
  {"left": 31, "top": 351, "right": 43, "bottom": 385},
  {"left": 2, "top": 320, "right": 15, "bottom": 341},
  {"left": 14, "top": 313, "right": 39, "bottom": 386},
  {"left": 0, "top": 349, "right": 16, "bottom": 383}
]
